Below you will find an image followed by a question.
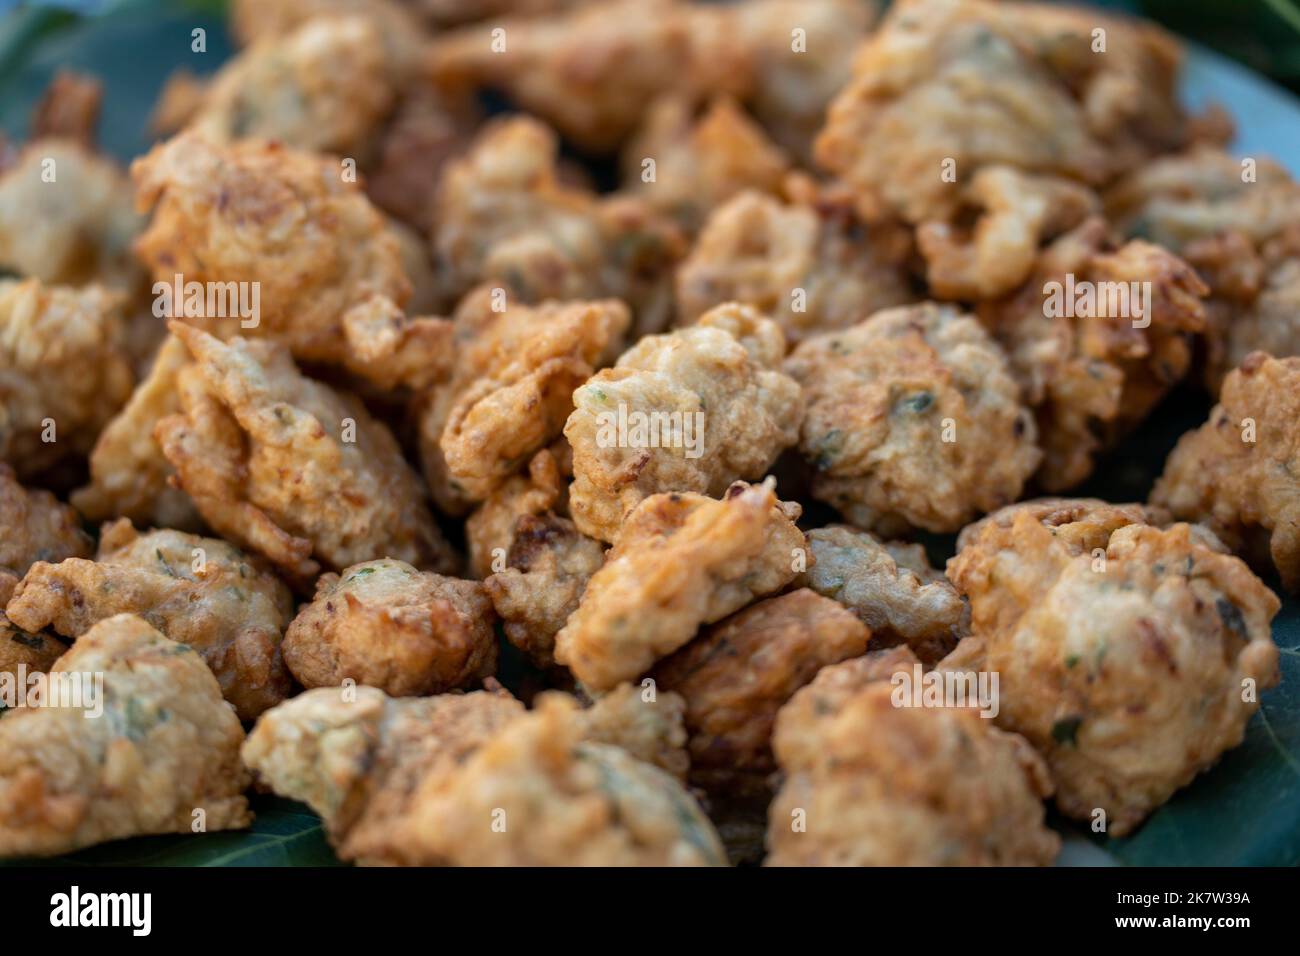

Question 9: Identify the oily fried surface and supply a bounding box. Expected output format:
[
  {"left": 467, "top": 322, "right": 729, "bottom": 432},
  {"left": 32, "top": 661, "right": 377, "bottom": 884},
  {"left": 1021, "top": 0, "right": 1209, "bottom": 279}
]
[
  {"left": 554, "top": 480, "right": 805, "bottom": 690},
  {"left": 0, "top": 613, "right": 67, "bottom": 682},
  {"left": 785, "top": 302, "right": 1039, "bottom": 535},
  {"left": 244, "top": 686, "right": 723, "bottom": 865},
  {"left": 978, "top": 218, "right": 1206, "bottom": 491},
  {"left": 155, "top": 322, "right": 455, "bottom": 583},
  {"left": 0, "top": 614, "right": 250, "bottom": 858},
  {"left": 620, "top": 97, "right": 789, "bottom": 235},
  {"left": 1107, "top": 147, "right": 1300, "bottom": 390},
  {"left": 1152, "top": 352, "right": 1300, "bottom": 593},
  {"left": 766, "top": 647, "right": 1059, "bottom": 866},
  {"left": 418, "top": 290, "right": 629, "bottom": 507},
  {"left": 0, "top": 278, "right": 135, "bottom": 477},
  {"left": 565, "top": 303, "right": 802, "bottom": 543},
  {"left": 797, "top": 525, "right": 965, "bottom": 664},
  {"left": 71, "top": 335, "right": 201, "bottom": 531},
  {"left": 464, "top": 443, "right": 571, "bottom": 579},
  {"left": 6, "top": 519, "right": 294, "bottom": 720},
  {"left": 676, "top": 186, "right": 914, "bottom": 345},
  {"left": 573, "top": 682, "right": 690, "bottom": 781},
  {"left": 0, "top": 139, "right": 144, "bottom": 291},
  {"left": 651, "top": 589, "right": 870, "bottom": 789},
  {"left": 132, "top": 133, "right": 454, "bottom": 388},
  {"left": 0, "top": 465, "right": 91, "bottom": 606},
  {"left": 945, "top": 501, "right": 1280, "bottom": 835},
  {"left": 282, "top": 558, "right": 497, "bottom": 697}
]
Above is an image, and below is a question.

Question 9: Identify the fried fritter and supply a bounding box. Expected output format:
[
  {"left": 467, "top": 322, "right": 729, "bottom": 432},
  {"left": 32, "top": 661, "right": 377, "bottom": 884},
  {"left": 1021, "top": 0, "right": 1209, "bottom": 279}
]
[
  {"left": 1152, "top": 352, "right": 1300, "bottom": 592},
  {"left": 977, "top": 218, "right": 1206, "bottom": 490},
  {"left": 418, "top": 289, "right": 629, "bottom": 507},
  {"left": 0, "top": 278, "right": 134, "bottom": 478},
  {"left": 132, "top": 132, "right": 451, "bottom": 389},
  {"left": 464, "top": 443, "right": 571, "bottom": 579},
  {"left": 70, "top": 335, "right": 201, "bottom": 531},
  {"left": 797, "top": 525, "right": 965, "bottom": 664},
  {"left": 565, "top": 303, "right": 802, "bottom": 543},
  {"left": 573, "top": 681, "right": 690, "bottom": 781},
  {"left": 815, "top": 0, "right": 1188, "bottom": 298},
  {"left": 0, "top": 614, "right": 250, "bottom": 858},
  {"left": 0, "top": 613, "right": 66, "bottom": 685},
  {"left": 765, "top": 647, "right": 1059, "bottom": 866},
  {"left": 651, "top": 589, "right": 870, "bottom": 791},
  {"left": 675, "top": 186, "right": 914, "bottom": 345},
  {"left": 785, "top": 302, "right": 1039, "bottom": 535},
  {"left": 243, "top": 685, "right": 723, "bottom": 865},
  {"left": 6, "top": 519, "right": 294, "bottom": 720},
  {"left": 0, "top": 465, "right": 92, "bottom": 606},
  {"left": 944, "top": 499, "right": 1280, "bottom": 835},
  {"left": 155, "top": 322, "right": 455, "bottom": 583},
  {"left": 555, "top": 480, "right": 805, "bottom": 691},
  {"left": 229, "top": 0, "right": 426, "bottom": 76},
  {"left": 282, "top": 558, "right": 496, "bottom": 697},
  {"left": 620, "top": 97, "right": 789, "bottom": 235}
]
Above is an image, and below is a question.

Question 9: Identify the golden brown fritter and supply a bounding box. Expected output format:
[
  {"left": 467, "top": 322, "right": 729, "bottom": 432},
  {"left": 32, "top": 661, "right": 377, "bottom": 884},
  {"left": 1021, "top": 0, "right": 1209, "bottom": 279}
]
[
  {"left": 766, "top": 647, "right": 1060, "bottom": 866},
  {"left": 815, "top": 0, "right": 1189, "bottom": 298},
  {"left": 977, "top": 218, "right": 1207, "bottom": 491},
  {"left": 132, "top": 132, "right": 451, "bottom": 389},
  {"left": 30, "top": 71, "right": 102, "bottom": 147},
  {"left": 565, "top": 303, "right": 803, "bottom": 543},
  {"left": 282, "top": 558, "right": 496, "bottom": 697},
  {"left": 170, "top": 16, "right": 397, "bottom": 159},
  {"left": 555, "top": 480, "right": 805, "bottom": 691},
  {"left": 6, "top": 519, "right": 294, "bottom": 721},
  {"left": 944, "top": 500, "right": 1280, "bottom": 835},
  {"left": 71, "top": 335, "right": 201, "bottom": 531},
  {"left": 430, "top": 116, "right": 684, "bottom": 334},
  {"left": 0, "top": 465, "right": 91, "bottom": 606},
  {"left": 0, "top": 614, "right": 250, "bottom": 858},
  {"left": 797, "top": 525, "right": 965, "bottom": 664},
  {"left": 1152, "top": 352, "right": 1300, "bottom": 593},
  {"left": 785, "top": 302, "right": 1039, "bottom": 535},
  {"left": 243, "top": 684, "right": 724, "bottom": 865},
  {"left": 427, "top": 0, "right": 752, "bottom": 152},
  {"left": 573, "top": 681, "right": 691, "bottom": 781},
  {"left": 464, "top": 443, "right": 571, "bottom": 579},
  {"left": 419, "top": 291, "right": 630, "bottom": 507},
  {"left": 651, "top": 589, "right": 870, "bottom": 791},
  {"left": 0, "top": 278, "right": 135, "bottom": 478},
  {"left": 1107, "top": 147, "right": 1300, "bottom": 390},
  {"left": 620, "top": 97, "right": 789, "bottom": 235},
  {"left": 154, "top": 322, "right": 456, "bottom": 583},
  {"left": 0, "top": 613, "right": 66, "bottom": 685},
  {"left": 675, "top": 186, "right": 914, "bottom": 345},
  {"left": 0, "top": 139, "right": 144, "bottom": 291}
]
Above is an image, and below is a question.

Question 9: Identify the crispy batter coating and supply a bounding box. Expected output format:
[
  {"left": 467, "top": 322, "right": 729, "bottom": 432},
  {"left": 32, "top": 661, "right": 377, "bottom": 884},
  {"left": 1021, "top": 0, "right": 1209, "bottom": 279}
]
[
  {"left": 651, "top": 589, "right": 870, "bottom": 790},
  {"left": 1107, "top": 147, "right": 1300, "bottom": 389},
  {"left": 977, "top": 218, "right": 1206, "bottom": 490},
  {"left": 766, "top": 647, "right": 1059, "bottom": 866},
  {"left": 785, "top": 302, "right": 1039, "bottom": 535},
  {"left": 71, "top": 335, "right": 201, "bottom": 531},
  {"left": 675, "top": 187, "right": 914, "bottom": 345},
  {"left": 243, "top": 685, "right": 723, "bottom": 865},
  {"left": 565, "top": 303, "right": 803, "bottom": 542},
  {"left": 0, "top": 139, "right": 144, "bottom": 291},
  {"left": 6, "top": 519, "right": 294, "bottom": 721},
  {"left": 620, "top": 97, "right": 789, "bottom": 234},
  {"left": 0, "top": 614, "right": 250, "bottom": 858},
  {"left": 555, "top": 480, "right": 805, "bottom": 691},
  {"left": 0, "top": 465, "right": 91, "bottom": 606},
  {"left": 132, "top": 132, "right": 450, "bottom": 389},
  {"left": 282, "top": 558, "right": 496, "bottom": 697},
  {"left": 155, "top": 322, "right": 455, "bottom": 583},
  {"left": 815, "top": 0, "right": 1194, "bottom": 300},
  {"left": 0, "top": 614, "right": 66, "bottom": 684},
  {"left": 419, "top": 290, "right": 630, "bottom": 507},
  {"left": 175, "top": 16, "right": 396, "bottom": 158},
  {"left": 797, "top": 525, "right": 965, "bottom": 664},
  {"left": 574, "top": 681, "right": 690, "bottom": 781},
  {"left": 465, "top": 443, "right": 570, "bottom": 579},
  {"left": 428, "top": 0, "right": 752, "bottom": 152},
  {"left": 945, "top": 500, "right": 1280, "bottom": 835},
  {"left": 0, "top": 278, "right": 134, "bottom": 477},
  {"left": 1152, "top": 353, "right": 1300, "bottom": 592}
]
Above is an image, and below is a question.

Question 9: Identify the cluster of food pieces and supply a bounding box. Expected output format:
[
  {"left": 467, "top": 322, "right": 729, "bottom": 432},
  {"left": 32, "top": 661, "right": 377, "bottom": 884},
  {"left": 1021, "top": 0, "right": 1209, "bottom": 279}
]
[{"left": 0, "top": 0, "right": 1293, "bottom": 865}]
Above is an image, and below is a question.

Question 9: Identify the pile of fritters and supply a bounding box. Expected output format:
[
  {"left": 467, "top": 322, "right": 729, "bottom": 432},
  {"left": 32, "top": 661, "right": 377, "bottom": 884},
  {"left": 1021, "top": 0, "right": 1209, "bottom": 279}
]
[{"left": 0, "top": 0, "right": 1292, "bottom": 866}]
